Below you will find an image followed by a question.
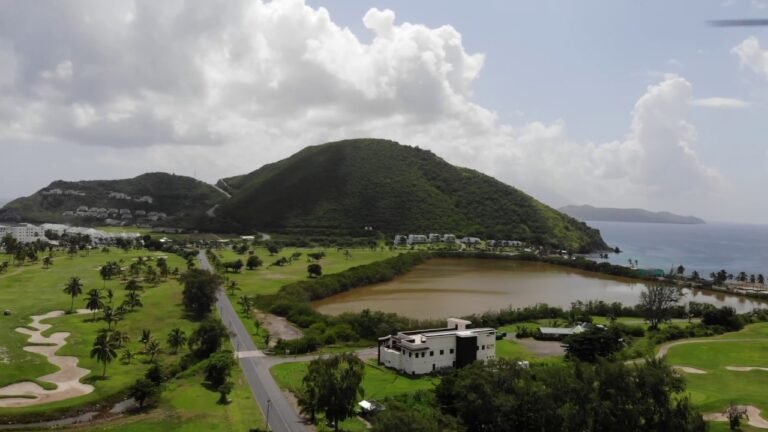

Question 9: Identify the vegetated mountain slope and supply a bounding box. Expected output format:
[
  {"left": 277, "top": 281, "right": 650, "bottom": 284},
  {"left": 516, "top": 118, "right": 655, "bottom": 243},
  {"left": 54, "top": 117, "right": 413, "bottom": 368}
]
[
  {"left": 559, "top": 205, "right": 705, "bottom": 225},
  {"left": 219, "top": 139, "right": 607, "bottom": 251},
  {"left": 0, "top": 173, "right": 225, "bottom": 226}
]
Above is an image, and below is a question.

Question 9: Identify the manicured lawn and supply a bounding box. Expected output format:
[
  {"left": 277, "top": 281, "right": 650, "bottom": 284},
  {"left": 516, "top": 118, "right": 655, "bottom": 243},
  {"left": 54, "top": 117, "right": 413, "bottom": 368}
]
[
  {"left": 69, "top": 363, "right": 264, "bottom": 432},
  {"left": 214, "top": 247, "right": 397, "bottom": 297},
  {"left": 0, "top": 249, "right": 197, "bottom": 417},
  {"left": 664, "top": 323, "right": 768, "bottom": 416},
  {"left": 271, "top": 360, "right": 436, "bottom": 432},
  {"left": 271, "top": 360, "right": 439, "bottom": 401}
]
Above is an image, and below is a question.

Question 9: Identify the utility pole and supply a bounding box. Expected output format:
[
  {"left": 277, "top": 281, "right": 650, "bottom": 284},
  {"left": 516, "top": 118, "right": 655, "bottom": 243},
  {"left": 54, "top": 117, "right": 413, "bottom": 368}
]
[{"left": 266, "top": 399, "right": 272, "bottom": 431}]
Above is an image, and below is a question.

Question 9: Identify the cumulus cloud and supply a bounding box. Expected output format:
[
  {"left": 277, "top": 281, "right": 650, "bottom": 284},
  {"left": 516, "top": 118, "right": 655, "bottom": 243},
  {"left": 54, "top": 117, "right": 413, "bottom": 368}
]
[
  {"left": 691, "top": 97, "right": 751, "bottom": 108},
  {"left": 0, "top": 0, "right": 723, "bottom": 218},
  {"left": 732, "top": 36, "right": 768, "bottom": 79}
]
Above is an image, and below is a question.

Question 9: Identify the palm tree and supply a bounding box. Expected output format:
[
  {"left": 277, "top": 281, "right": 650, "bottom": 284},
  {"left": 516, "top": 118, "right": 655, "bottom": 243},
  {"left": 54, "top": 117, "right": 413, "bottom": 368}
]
[
  {"left": 126, "top": 291, "right": 143, "bottom": 311},
  {"left": 106, "top": 288, "right": 114, "bottom": 305},
  {"left": 63, "top": 277, "right": 84, "bottom": 313},
  {"left": 167, "top": 328, "right": 187, "bottom": 354},
  {"left": 90, "top": 333, "right": 118, "bottom": 377},
  {"left": 124, "top": 278, "right": 142, "bottom": 292},
  {"left": 140, "top": 329, "right": 152, "bottom": 348},
  {"left": 120, "top": 348, "right": 135, "bottom": 364},
  {"left": 146, "top": 338, "right": 163, "bottom": 361},
  {"left": 84, "top": 289, "right": 104, "bottom": 320},
  {"left": 109, "top": 329, "right": 130, "bottom": 348},
  {"left": 237, "top": 295, "right": 253, "bottom": 314},
  {"left": 42, "top": 256, "right": 53, "bottom": 269},
  {"left": 226, "top": 280, "right": 241, "bottom": 296},
  {"left": 102, "top": 306, "right": 118, "bottom": 329},
  {"left": 759, "top": 274, "right": 765, "bottom": 285}
]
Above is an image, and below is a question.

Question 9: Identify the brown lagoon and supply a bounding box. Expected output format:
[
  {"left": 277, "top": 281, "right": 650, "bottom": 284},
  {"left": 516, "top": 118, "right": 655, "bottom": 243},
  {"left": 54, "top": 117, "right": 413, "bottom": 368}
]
[{"left": 312, "top": 258, "right": 768, "bottom": 319}]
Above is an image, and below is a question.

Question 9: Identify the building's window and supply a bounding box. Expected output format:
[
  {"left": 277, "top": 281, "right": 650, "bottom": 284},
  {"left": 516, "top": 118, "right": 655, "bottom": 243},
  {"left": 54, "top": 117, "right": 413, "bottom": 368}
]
[
  {"left": 430, "top": 351, "right": 434, "bottom": 357},
  {"left": 482, "top": 345, "right": 485, "bottom": 350},
  {"left": 440, "top": 349, "right": 444, "bottom": 355},
  {"left": 450, "top": 348, "right": 454, "bottom": 354},
  {"left": 408, "top": 352, "right": 412, "bottom": 358},
  {"left": 422, "top": 352, "right": 426, "bottom": 358}
]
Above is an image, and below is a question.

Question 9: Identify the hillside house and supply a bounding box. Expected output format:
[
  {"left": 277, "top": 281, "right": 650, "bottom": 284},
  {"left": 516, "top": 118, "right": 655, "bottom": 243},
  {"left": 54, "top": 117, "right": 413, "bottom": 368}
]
[
  {"left": 459, "top": 237, "right": 481, "bottom": 245},
  {"left": 407, "top": 234, "right": 428, "bottom": 245},
  {"left": 378, "top": 318, "right": 496, "bottom": 375},
  {"left": 536, "top": 323, "right": 592, "bottom": 341}
]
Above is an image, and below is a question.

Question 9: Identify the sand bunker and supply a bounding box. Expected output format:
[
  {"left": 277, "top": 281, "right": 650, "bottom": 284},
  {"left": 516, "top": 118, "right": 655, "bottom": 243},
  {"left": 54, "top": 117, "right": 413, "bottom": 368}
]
[
  {"left": 0, "top": 309, "right": 94, "bottom": 408},
  {"left": 673, "top": 366, "right": 708, "bottom": 374},
  {"left": 704, "top": 405, "right": 768, "bottom": 429},
  {"left": 726, "top": 366, "right": 768, "bottom": 372}
]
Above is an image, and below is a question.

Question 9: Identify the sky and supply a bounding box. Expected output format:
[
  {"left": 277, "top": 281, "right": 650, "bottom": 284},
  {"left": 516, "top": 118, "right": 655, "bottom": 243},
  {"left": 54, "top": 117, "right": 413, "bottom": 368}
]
[{"left": 0, "top": 0, "right": 767, "bottom": 223}]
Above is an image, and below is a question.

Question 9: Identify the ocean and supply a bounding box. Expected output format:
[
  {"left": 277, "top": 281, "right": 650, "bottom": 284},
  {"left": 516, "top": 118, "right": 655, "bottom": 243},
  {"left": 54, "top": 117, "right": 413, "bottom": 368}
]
[{"left": 589, "top": 221, "right": 768, "bottom": 277}]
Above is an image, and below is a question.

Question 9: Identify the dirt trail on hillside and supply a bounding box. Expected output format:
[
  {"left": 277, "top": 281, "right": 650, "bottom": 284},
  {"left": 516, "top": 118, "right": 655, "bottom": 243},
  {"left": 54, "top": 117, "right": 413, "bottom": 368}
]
[{"left": 0, "top": 310, "right": 94, "bottom": 407}]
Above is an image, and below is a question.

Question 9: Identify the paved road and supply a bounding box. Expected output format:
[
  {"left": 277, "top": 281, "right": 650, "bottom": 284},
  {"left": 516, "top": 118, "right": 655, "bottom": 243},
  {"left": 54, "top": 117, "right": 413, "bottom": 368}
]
[{"left": 198, "top": 251, "right": 307, "bottom": 432}]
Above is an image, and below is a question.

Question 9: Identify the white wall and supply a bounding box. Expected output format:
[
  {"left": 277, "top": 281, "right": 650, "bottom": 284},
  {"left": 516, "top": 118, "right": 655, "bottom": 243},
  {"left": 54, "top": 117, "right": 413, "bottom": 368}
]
[{"left": 380, "top": 329, "right": 497, "bottom": 375}]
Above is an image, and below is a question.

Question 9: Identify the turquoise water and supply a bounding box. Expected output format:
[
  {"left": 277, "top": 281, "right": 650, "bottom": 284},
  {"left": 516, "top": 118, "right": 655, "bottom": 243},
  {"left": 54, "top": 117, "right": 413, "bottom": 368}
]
[{"left": 590, "top": 221, "right": 768, "bottom": 277}]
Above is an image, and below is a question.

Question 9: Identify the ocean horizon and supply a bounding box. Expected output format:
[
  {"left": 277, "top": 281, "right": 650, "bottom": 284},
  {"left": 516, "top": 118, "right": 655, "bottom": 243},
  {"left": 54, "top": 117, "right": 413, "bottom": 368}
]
[{"left": 589, "top": 221, "right": 768, "bottom": 277}]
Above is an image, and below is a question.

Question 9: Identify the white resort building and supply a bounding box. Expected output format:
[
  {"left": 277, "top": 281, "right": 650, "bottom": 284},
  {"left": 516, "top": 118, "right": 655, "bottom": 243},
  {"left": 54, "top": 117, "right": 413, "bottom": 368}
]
[{"left": 378, "top": 318, "right": 496, "bottom": 375}]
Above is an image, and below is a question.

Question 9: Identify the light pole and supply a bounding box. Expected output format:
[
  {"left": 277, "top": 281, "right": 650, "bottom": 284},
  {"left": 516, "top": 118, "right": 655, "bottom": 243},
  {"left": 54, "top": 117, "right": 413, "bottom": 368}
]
[{"left": 266, "top": 399, "right": 272, "bottom": 431}]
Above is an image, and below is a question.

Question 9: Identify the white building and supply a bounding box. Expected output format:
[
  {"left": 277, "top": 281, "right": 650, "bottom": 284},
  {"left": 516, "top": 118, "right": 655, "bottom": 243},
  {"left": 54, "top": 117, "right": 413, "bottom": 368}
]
[
  {"left": 0, "top": 223, "right": 47, "bottom": 243},
  {"left": 378, "top": 318, "right": 496, "bottom": 375},
  {"left": 406, "top": 234, "right": 428, "bottom": 245}
]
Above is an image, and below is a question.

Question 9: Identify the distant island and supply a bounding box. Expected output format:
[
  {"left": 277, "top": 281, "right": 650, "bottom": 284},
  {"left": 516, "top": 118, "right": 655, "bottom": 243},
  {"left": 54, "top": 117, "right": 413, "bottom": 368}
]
[{"left": 559, "top": 205, "right": 705, "bottom": 225}]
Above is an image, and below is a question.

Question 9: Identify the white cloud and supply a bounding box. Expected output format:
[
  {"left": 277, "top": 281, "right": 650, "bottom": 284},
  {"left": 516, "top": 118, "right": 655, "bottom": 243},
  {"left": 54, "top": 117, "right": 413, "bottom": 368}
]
[
  {"left": 732, "top": 36, "right": 768, "bottom": 79},
  {"left": 0, "top": 0, "right": 724, "bottom": 220},
  {"left": 691, "top": 97, "right": 751, "bottom": 108}
]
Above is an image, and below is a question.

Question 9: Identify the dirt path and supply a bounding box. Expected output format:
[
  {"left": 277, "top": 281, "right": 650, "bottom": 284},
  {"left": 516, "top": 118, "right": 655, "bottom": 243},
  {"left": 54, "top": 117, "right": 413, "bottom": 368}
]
[
  {"left": 672, "top": 366, "right": 707, "bottom": 374},
  {"left": 254, "top": 311, "right": 303, "bottom": 346},
  {"left": 704, "top": 406, "right": 768, "bottom": 429},
  {"left": 0, "top": 309, "right": 94, "bottom": 407},
  {"left": 726, "top": 366, "right": 768, "bottom": 372}
]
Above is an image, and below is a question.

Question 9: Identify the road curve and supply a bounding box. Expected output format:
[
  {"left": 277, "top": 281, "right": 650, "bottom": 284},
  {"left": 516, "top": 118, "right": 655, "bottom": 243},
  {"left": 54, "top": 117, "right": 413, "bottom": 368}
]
[{"left": 198, "top": 251, "right": 307, "bottom": 432}]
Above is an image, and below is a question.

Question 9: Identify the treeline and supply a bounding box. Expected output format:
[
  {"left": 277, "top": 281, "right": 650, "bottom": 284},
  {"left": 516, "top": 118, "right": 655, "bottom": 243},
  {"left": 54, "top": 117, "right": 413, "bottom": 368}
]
[
  {"left": 431, "top": 358, "right": 706, "bottom": 432},
  {"left": 253, "top": 252, "right": 439, "bottom": 354},
  {"left": 252, "top": 249, "right": 768, "bottom": 355},
  {"left": 432, "top": 250, "right": 654, "bottom": 280},
  {"left": 369, "top": 359, "right": 707, "bottom": 432}
]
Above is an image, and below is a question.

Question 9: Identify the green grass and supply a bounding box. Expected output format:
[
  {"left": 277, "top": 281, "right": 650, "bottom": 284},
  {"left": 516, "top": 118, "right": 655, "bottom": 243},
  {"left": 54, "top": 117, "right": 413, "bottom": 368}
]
[
  {"left": 270, "top": 360, "right": 436, "bottom": 432},
  {"left": 663, "top": 323, "right": 768, "bottom": 418},
  {"left": 215, "top": 247, "right": 397, "bottom": 297},
  {"left": 271, "top": 360, "right": 439, "bottom": 401},
  {"left": 0, "top": 250, "right": 196, "bottom": 417},
  {"left": 62, "top": 360, "right": 264, "bottom": 432}
]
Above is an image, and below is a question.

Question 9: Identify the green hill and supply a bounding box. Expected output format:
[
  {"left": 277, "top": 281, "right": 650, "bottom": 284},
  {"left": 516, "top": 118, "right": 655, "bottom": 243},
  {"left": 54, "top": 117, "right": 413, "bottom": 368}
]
[
  {"left": 559, "top": 205, "right": 705, "bottom": 224},
  {"left": 0, "top": 173, "right": 225, "bottom": 226},
  {"left": 218, "top": 139, "right": 607, "bottom": 252}
]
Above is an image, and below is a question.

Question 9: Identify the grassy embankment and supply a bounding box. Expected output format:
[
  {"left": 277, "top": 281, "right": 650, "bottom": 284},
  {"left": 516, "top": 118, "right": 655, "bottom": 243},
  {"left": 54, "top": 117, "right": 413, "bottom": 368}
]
[
  {"left": 213, "top": 247, "right": 397, "bottom": 349},
  {"left": 664, "top": 323, "right": 768, "bottom": 418},
  {"left": 0, "top": 250, "right": 263, "bottom": 430}
]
